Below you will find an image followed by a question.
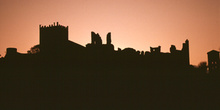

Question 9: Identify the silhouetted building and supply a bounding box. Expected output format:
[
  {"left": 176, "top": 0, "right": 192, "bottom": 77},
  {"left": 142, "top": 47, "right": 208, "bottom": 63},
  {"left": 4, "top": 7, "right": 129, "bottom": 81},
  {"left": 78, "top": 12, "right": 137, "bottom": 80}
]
[
  {"left": 39, "top": 22, "right": 85, "bottom": 60},
  {"left": 182, "top": 39, "right": 190, "bottom": 65},
  {"left": 169, "top": 40, "right": 190, "bottom": 66},
  {"left": 3, "top": 22, "right": 190, "bottom": 69},
  {"left": 150, "top": 46, "right": 161, "bottom": 54},
  {"left": 86, "top": 32, "right": 114, "bottom": 54},
  {"left": 207, "top": 50, "right": 220, "bottom": 73},
  {"left": 5, "top": 48, "right": 18, "bottom": 59},
  {"left": 4, "top": 47, "right": 37, "bottom": 64},
  {"left": 40, "top": 22, "right": 68, "bottom": 55}
]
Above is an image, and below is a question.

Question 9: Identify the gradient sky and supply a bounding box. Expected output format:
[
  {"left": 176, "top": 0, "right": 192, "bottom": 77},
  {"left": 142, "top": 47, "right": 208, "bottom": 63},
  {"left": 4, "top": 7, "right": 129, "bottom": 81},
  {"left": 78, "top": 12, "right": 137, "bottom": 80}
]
[{"left": 0, "top": 0, "right": 219, "bottom": 66}]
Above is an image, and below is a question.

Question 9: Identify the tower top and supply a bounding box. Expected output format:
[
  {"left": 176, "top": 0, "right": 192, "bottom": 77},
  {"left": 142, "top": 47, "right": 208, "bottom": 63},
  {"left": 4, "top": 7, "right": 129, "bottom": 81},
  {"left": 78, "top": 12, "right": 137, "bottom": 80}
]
[
  {"left": 39, "top": 22, "right": 68, "bottom": 29},
  {"left": 207, "top": 50, "right": 219, "bottom": 54}
]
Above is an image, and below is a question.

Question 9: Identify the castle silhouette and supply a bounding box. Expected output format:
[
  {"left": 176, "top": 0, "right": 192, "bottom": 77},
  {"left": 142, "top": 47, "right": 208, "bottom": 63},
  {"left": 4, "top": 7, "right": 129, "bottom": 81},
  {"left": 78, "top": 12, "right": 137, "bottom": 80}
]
[
  {"left": 1, "top": 22, "right": 220, "bottom": 110},
  {"left": 3, "top": 22, "right": 190, "bottom": 69}
]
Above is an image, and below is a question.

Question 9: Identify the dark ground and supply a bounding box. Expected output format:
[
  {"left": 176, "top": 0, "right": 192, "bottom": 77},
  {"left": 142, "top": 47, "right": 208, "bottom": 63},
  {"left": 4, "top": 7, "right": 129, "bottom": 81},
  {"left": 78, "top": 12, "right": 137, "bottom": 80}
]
[{"left": 0, "top": 62, "right": 220, "bottom": 110}]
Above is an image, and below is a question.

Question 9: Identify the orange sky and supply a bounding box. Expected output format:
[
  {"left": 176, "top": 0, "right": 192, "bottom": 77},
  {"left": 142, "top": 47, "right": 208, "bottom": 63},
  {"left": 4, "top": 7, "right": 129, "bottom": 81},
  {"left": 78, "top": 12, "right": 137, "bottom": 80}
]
[{"left": 0, "top": 0, "right": 219, "bottom": 66}]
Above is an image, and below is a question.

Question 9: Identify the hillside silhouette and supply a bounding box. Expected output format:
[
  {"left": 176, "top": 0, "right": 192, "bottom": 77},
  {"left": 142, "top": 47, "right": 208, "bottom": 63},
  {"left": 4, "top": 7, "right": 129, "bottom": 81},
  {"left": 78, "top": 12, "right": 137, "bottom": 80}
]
[{"left": 0, "top": 22, "right": 219, "bottom": 110}]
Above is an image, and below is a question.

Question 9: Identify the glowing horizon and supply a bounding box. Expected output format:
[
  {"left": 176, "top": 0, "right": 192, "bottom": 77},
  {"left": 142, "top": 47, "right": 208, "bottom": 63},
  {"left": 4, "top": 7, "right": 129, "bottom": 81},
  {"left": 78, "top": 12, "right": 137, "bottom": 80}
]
[{"left": 0, "top": 0, "right": 219, "bottom": 66}]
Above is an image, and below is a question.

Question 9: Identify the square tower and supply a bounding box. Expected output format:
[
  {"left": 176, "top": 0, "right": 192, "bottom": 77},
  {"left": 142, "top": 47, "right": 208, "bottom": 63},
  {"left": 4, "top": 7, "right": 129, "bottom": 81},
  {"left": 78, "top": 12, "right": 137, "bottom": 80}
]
[
  {"left": 40, "top": 22, "right": 68, "bottom": 55},
  {"left": 207, "top": 50, "right": 220, "bottom": 73}
]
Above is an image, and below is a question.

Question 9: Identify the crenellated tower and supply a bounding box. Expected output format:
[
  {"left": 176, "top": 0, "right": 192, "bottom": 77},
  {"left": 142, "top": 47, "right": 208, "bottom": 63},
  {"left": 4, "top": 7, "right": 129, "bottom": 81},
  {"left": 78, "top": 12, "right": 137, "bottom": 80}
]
[{"left": 40, "top": 22, "right": 68, "bottom": 55}]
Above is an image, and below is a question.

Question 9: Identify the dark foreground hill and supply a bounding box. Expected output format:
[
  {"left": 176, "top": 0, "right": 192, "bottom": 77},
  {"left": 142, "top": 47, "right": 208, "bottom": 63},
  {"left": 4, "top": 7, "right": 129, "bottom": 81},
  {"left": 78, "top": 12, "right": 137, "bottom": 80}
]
[{"left": 0, "top": 62, "right": 220, "bottom": 110}]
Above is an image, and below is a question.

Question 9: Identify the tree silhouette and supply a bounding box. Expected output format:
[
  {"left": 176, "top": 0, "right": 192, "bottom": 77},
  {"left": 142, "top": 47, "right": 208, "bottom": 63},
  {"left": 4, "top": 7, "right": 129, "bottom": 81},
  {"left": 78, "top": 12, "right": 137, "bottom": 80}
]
[
  {"left": 198, "top": 61, "right": 207, "bottom": 74},
  {"left": 27, "top": 44, "right": 40, "bottom": 54}
]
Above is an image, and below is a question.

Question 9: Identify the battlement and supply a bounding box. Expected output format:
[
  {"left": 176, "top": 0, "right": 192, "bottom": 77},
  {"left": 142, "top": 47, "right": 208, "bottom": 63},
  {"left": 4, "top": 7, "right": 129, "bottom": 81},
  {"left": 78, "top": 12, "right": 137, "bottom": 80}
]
[
  {"left": 40, "top": 22, "right": 69, "bottom": 55},
  {"left": 39, "top": 22, "right": 68, "bottom": 29}
]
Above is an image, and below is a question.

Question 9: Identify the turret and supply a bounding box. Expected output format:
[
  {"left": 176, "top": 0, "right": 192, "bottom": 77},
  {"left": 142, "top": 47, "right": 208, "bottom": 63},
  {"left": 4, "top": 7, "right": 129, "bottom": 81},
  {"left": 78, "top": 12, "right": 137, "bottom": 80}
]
[
  {"left": 182, "top": 39, "right": 190, "bottom": 65},
  {"left": 107, "top": 32, "right": 111, "bottom": 45}
]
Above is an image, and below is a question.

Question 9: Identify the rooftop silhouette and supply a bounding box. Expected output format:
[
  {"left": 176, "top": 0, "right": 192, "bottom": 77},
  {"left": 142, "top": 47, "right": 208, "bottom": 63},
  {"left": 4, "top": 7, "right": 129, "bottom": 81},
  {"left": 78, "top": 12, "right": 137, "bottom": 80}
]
[
  {"left": 3, "top": 22, "right": 190, "bottom": 68},
  {"left": 0, "top": 22, "right": 219, "bottom": 110}
]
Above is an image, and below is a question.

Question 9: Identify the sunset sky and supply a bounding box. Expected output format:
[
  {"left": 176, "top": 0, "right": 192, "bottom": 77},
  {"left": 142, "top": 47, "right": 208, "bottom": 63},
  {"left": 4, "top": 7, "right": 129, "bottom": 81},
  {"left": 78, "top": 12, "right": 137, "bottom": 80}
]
[{"left": 0, "top": 0, "right": 219, "bottom": 66}]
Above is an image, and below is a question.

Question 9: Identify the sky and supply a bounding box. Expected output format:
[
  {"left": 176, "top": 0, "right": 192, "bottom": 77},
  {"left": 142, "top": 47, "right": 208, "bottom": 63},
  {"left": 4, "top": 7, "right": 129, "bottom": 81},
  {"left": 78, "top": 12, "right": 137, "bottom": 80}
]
[{"left": 0, "top": 0, "right": 219, "bottom": 66}]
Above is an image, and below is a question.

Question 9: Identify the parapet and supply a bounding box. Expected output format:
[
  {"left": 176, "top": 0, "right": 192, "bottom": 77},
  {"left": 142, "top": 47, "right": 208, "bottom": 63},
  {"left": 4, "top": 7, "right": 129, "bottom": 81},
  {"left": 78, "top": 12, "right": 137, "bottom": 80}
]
[
  {"left": 39, "top": 22, "right": 68, "bottom": 29},
  {"left": 5, "top": 48, "right": 18, "bottom": 59},
  {"left": 7, "top": 48, "right": 17, "bottom": 54}
]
